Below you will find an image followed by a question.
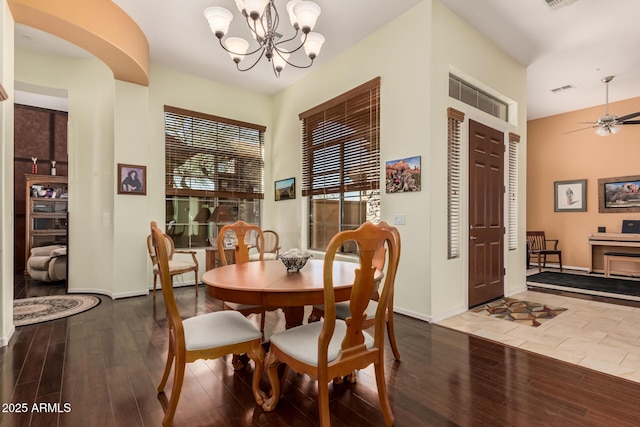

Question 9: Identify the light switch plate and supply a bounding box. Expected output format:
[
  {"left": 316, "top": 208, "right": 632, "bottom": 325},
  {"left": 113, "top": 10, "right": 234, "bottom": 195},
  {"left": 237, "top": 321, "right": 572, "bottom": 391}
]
[{"left": 393, "top": 214, "right": 406, "bottom": 225}]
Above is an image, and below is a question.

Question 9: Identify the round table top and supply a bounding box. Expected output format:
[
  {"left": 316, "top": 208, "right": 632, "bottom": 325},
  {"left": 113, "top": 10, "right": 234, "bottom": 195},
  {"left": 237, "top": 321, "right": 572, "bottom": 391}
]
[{"left": 202, "top": 259, "right": 358, "bottom": 307}]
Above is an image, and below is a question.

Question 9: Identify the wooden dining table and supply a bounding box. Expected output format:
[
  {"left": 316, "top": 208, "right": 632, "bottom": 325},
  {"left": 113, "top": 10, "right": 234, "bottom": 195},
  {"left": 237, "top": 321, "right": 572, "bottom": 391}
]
[{"left": 202, "top": 259, "right": 361, "bottom": 329}]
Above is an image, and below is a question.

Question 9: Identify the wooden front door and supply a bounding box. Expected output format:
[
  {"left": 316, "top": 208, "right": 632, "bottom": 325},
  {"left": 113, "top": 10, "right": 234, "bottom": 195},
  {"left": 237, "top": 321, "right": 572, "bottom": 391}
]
[{"left": 468, "top": 120, "right": 504, "bottom": 307}]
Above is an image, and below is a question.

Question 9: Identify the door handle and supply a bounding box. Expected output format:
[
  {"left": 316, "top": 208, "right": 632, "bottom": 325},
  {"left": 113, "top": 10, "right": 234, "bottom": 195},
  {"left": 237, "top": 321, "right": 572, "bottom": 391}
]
[{"left": 470, "top": 236, "right": 477, "bottom": 240}]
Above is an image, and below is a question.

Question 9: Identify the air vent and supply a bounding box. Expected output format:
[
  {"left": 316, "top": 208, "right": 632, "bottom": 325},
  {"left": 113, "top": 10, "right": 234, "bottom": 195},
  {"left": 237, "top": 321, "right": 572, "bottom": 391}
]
[
  {"left": 541, "top": 0, "right": 577, "bottom": 10},
  {"left": 551, "top": 84, "right": 576, "bottom": 93}
]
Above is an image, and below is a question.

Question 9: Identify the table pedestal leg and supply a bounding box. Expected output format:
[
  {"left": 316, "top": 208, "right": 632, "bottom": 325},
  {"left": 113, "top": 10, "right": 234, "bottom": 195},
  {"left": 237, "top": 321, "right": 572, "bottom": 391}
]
[{"left": 283, "top": 306, "right": 304, "bottom": 329}]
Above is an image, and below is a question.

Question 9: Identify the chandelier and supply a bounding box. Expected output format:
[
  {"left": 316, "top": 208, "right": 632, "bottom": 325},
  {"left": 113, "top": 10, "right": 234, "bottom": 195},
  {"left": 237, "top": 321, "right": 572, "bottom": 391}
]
[{"left": 204, "top": 0, "right": 325, "bottom": 77}]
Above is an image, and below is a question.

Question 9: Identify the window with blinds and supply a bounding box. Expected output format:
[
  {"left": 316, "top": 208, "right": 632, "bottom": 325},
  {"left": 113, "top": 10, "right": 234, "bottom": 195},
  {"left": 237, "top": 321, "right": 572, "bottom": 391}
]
[
  {"left": 300, "top": 77, "right": 381, "bottom": 252},
  {"left": 164, "top": 106, "right": 265, "bottom": 198},
  {"left": 447, "top": 108, "right": 465, "bottom": 259},
  {"left": 164, "top": 106, "right": 265, "bottom": 248},
  {"left": 508, "top": 133, "right": 520, "bottom": 251}
]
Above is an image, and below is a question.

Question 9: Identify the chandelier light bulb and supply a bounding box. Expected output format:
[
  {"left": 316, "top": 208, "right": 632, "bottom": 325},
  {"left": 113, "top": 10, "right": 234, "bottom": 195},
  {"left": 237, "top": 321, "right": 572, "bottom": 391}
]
[
  {"left": 233, "top": 0, "right": 246, "bottom": 15},
  {"left": 225, "top": 37, "right": 250, "bottom": 63},
  {"left": 595, "top": 126, "right": 610, "bottom": 137},
  {"left": 303, "top": 32, "right": 325, "bottom": 59},
  {"left": 285, "top": 0, "right": 302, "bottom": 29},
  {"left": 293, "top": 1, "right": 321, "bottom": 33},
  {"left": 204, "top": 7, "right": 233, "bottom": 38},
  {"left": 244, "top": 0, "right": 269, "bottom": 20},
  {"left": 273, "top": 52, "right": 290, "bottom": 73},
  {"left": 610, "top": 125, "right": 621, "bottom": 134}
]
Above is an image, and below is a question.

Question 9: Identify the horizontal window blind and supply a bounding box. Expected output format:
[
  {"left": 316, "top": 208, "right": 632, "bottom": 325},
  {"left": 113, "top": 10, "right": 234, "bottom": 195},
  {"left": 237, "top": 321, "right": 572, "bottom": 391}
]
[
  {"left": 164, "top": 106, "right": 265, "bottom": 199},
  {"left": 447, "top": 107, "right": 465, "bottom": 259},
  {"left": 300, "top": 78, "right": 380, "bottom": 197},
  {"left": 508, "top": 132, "right": 520, "bottom": 250}
]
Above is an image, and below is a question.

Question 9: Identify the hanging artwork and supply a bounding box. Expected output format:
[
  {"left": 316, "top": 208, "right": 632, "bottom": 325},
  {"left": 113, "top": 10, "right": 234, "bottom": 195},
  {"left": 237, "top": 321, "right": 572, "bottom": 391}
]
[{"left": 385, "top": 156, "right": 421, "bottom": 193}]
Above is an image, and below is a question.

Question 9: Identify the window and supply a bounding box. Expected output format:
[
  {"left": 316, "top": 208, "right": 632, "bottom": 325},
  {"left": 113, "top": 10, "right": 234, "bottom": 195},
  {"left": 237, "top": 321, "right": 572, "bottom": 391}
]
[
  {"left": 164, "top": 106, "right": 265, "bottom": 248},
  {"left": 449, "top": 74, "right": 508, "bottom": 122},
  {"left": 508, "top": 132, "right": 520, "bottom": 250},
  {"left": 300, "top": 78, "right": 381, "bottom": 253},
  {"left": 447, "top": 108, "right": 465, "bottom": 259}
]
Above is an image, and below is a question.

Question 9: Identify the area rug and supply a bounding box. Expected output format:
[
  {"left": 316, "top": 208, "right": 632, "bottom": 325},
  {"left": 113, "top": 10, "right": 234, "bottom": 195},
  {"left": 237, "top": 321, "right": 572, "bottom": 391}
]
[
  {"left": 13, "top": 295, "right": 100, "bottom": 327},
  {"left": 527, "top": 271, "right": 640, "bottom": 301},
  {"left": 470, "top": 297, "right": 568, "bottom": 327}
]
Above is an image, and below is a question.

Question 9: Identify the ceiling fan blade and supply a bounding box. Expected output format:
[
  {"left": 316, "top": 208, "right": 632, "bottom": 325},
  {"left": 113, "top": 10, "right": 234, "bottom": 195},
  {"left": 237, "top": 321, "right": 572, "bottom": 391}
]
[
  {"left": 620, "top": 120, "right": 640, "bottom": 125},
  {"left": 616, "top": 112, "right": 640, "bottom": 122},
  {"left": 565, "top": 125, "right": 597, "bottom": 134}
]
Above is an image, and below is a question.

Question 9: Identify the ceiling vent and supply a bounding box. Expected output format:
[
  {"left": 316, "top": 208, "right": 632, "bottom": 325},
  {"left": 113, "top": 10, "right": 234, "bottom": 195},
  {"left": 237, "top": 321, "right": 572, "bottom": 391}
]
[
  {"left": 550, "top": 84, "right": 576, "bottom": 93},
  {"left": 541, "top": 0, "right": 577, "bottom": 10}
]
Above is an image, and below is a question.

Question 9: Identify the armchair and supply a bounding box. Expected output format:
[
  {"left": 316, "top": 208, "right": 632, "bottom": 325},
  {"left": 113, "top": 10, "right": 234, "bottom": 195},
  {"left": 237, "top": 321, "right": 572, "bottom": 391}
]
[{"left": 26, "top": 244, "right": 67, "bottom": 282}]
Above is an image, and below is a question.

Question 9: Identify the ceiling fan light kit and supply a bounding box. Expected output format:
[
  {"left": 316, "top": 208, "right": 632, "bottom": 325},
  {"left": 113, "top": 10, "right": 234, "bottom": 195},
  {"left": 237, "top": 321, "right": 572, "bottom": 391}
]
[
  {"left": 570, "top": 75, "right": 640, "bottom": 136},
  {"left": 204, "top": 0, "right": 325, "bottom": 77}
]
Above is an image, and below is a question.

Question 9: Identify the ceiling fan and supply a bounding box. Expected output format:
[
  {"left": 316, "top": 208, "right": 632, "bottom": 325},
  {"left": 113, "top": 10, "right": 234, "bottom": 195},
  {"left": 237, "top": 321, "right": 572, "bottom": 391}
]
[{"left": 571, "top": 76, "right": 640, "bottom": 136}]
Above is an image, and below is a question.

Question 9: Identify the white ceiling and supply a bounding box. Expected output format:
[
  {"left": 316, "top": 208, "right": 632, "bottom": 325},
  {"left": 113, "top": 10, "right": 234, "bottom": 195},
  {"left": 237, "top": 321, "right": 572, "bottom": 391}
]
[
  {"left": 14, "top": 0, "right": 640, "bottom": 121},
  {"left": 440, "top": 0, "right": 640, "bottom": 120}
]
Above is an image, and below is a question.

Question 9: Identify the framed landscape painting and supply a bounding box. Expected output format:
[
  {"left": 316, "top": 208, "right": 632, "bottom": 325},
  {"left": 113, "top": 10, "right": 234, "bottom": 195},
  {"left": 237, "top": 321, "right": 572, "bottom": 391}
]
[
  {"left": 598, "top": 175, "right": 640, "bottom": 213},
  {"left": 275, "top": 177, "right": 295, "bottom": 201},
  {"left": 385, "top": 156, "right": 421, "bottom": 193}
]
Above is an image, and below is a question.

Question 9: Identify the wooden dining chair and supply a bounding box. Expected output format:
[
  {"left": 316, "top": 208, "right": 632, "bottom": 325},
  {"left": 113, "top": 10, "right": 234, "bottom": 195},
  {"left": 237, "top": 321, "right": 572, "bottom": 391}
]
[
  {"left": 526, "top": 231, "right": 563, "bottom": 272},
  {"left": 147, "top": 230, "right": 199, "bottom": 299},
  {"left": 262, "top": 221, "right": 397, "bottom": 426},
  {"left": 256, "top": 229, "right": 280, "bottom": 260},
  {"left": 150, "top": 221, "right": 265, "bottom": 427},
  {"left": 308, "top": 221, "right": 402, "bottom": 361},
  {"left": 217, "top": 221, "right": 275, "bottom": 335}
]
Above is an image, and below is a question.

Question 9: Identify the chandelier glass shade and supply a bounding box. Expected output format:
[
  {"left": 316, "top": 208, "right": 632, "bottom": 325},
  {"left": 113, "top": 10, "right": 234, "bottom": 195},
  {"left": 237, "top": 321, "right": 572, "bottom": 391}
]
[{"left": 204, "top": 0, "right": 325, "bottom": 77}]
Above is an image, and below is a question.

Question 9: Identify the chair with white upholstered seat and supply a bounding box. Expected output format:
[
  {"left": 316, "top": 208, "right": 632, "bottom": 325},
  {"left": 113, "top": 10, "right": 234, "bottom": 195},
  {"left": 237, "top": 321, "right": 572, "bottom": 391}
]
[
  {"left": 147, "top": 230, "right": 199, "bottom": 299},
  {"left": 150, "top": 221, "right": 265, "bottom": 427},
  {"left": 309, "top": 221, "right": 402, "bottom": 361},
  {"left": 262, "top": 221, "right": 397, "bottom": 426},
  {"left": 218, "top": 221, "right": 277, "bottom": 335}
]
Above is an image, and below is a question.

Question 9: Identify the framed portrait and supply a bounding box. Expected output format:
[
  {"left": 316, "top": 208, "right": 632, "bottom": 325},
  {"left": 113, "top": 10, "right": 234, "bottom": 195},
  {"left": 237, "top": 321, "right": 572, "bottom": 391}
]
[
  {"left": 117, "top": 163, "right": 147, "bottom": 195},
  {"left": 554, "top": 179, "right": 586, "bottom": 212},
  {"left": 275, "top": 177, "right": 295, "bottom": 201},
  {"left": 598, "top": 175, "right": 640, "bottom": 213},
  {"left": 385, "top": 155, "right": 421, "bottom": 193}
]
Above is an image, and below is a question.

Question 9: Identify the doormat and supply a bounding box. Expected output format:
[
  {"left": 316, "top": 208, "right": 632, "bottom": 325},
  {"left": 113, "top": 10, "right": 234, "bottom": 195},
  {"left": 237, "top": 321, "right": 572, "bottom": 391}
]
[
  {"left": 470, "top": 297, "right": 568, "bottom": 327},
  {"left": 14, "top": 295, "right": 100, "bottom": 327}
]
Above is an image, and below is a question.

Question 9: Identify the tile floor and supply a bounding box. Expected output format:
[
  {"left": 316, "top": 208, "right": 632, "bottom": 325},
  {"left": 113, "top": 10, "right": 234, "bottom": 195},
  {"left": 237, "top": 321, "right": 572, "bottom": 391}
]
[{"left": 437, "top": 269, "right": 640, "bottom": 383}]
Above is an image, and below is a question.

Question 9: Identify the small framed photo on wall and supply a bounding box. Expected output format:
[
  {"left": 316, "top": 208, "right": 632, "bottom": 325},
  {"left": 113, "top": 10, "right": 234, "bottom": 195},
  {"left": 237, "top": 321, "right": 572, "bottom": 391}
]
[
  {"left": 118, "top": 163, "right": 147, "bottom": 195},
  {"left": 554, "top": 179, "right": 586, "bottom": 212},
  {"left": 275, "top": 177, "right": 295, "bottom": 201}
]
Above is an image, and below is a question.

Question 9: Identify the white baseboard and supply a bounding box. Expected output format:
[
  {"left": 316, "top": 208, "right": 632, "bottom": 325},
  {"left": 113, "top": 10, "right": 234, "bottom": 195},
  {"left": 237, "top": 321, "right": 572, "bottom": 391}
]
[{"left": 0, "top": 326, "right": 15, "bottom": 347}]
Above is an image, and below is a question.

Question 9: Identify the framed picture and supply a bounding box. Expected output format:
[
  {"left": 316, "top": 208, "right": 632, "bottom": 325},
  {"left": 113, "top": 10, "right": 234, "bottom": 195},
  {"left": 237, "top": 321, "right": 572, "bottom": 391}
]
[
  {"left": 385, "top": 155, "right": 421, "bottom": 193},
  {"left": 554, "top": 179, "right": 586, "bottom": 212},
  {"left": 598, "top": 175, "right": 640, "bottom": 213},
  {"left": 117, "top": 163, "right": 146, "bottom": 195},
  {"left": 275, "top": 177, "right": 295, "bottom": 201}
]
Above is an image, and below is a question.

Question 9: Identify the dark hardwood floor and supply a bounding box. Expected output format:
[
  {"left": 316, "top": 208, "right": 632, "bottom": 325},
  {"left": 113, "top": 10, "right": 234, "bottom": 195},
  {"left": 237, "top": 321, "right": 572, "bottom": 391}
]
[{"left": 3, "top": 276, "right": 640, "bottom": 426}]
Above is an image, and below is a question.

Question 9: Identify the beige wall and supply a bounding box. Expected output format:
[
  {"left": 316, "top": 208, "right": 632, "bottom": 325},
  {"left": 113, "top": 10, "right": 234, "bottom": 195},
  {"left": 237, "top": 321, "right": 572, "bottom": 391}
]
[
  {"left": 527, "top": 97, "right": 640, "bottom": 270},
  {"left": 1, "top": 1, "right": 15, "bottom": 345},
  {"left": 272, "top": 0, "right": 528, "bottom": 321},
  {"left": 1, "top": 0, "right": 529, "bottom": 344}
]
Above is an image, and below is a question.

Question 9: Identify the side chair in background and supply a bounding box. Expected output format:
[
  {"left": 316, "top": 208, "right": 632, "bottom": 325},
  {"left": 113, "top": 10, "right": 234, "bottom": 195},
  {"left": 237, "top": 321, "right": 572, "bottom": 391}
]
[{"left": 146, "top": 229, "right": 199, "bottom": 299}]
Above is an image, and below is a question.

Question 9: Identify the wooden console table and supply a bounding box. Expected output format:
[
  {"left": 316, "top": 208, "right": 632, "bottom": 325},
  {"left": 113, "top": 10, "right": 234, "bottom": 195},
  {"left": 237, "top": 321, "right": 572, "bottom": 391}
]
[
  {"left": 204, "top": 246, "right": 236, "bottom": 270},
  {"left": 588, "top": 233, "right": 640, "bottom": 276}
]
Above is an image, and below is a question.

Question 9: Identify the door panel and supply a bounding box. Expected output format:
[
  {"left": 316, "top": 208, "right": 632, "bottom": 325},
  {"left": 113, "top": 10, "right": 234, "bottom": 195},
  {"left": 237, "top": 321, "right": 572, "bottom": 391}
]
[{"left": 468, "top": 120, "right": 504, "bottom": 307}]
